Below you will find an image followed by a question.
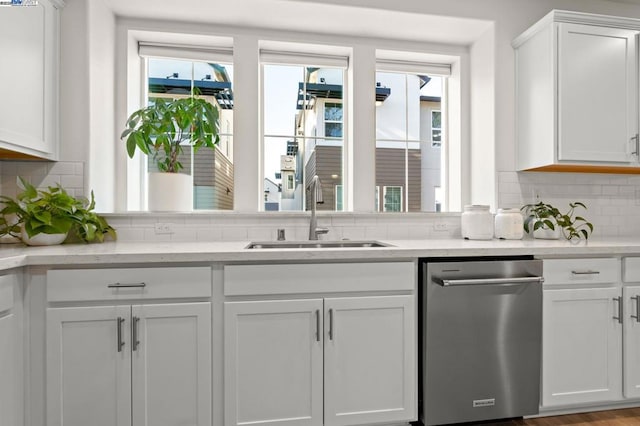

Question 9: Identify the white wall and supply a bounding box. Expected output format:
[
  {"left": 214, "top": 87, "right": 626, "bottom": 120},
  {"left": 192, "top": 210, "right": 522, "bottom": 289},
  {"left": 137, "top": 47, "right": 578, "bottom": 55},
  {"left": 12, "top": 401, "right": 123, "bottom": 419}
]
[{"left": 87, "top": 0, "right": 116, "bottom": 211}]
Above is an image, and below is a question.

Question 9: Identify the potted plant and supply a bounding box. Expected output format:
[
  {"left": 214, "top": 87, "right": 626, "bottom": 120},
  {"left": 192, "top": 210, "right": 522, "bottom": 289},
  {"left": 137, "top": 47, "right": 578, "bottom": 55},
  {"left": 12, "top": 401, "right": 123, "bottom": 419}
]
[
  {"left": 521, "top": 201, "right": 594, "bottom": 241},
  {"left": 120, "top": 93, "right": 220, "bottom": 211},
  {"left": 0, "top": 178, "right": 116, "bottom": 245}
]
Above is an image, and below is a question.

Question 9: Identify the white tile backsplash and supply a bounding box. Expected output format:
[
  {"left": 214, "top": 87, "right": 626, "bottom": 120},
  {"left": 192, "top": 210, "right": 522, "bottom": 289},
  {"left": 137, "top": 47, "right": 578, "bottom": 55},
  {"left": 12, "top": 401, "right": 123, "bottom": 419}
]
[{"left": 3, "top": 160, "right": 640, "bottom": 241}]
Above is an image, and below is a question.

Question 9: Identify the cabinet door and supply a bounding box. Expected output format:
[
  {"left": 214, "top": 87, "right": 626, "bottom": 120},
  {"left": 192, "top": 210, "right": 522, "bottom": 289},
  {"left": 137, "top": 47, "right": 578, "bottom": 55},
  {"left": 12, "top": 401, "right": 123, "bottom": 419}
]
[
  {"left": 0, "top": 313, "right": 15, "bottom": 426},
  {"left": 624, "top": 285, "right": 640, "bottom": 398},
  {"left": 131, "top": 303, "right": 211, "bottom": 426},
  {"left": 324, "top": 296, "right": 416, "bottom": 426},
  {"left": 47, "top": 306, "right": 131, "bottom": 426},
  {"left": 0, "top": 0, "right": 58, "bottom": 159},
  {"left": 542, "top": 287, "right": 622, "bottom": 406},
  {"left": 224, "top": 299, "right": 324, "bottom": 426},
  {"left": 557, "top": 23, "right": 638, "bottom": 164}
]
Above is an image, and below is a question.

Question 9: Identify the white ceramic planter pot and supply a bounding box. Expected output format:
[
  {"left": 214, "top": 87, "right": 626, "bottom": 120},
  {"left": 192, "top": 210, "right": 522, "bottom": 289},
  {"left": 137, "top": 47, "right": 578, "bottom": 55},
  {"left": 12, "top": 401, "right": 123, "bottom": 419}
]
[
  {"left": 148, "top": 172, "right": 193, "bottom": 212},
  {"left": 20, "top": 228, "right": 67, "bottom": 246},
  {"left": 532, "top": 225, "right": 561, "bottom": 240}
]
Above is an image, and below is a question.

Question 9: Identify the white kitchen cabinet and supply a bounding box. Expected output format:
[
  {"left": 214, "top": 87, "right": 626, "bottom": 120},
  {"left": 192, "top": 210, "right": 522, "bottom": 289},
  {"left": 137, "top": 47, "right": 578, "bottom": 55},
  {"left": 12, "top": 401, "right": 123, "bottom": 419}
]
[
  {"left": 0, "top": 0, "right": 62, "bottom": 159},
  {"left": 131, "top": 303, "right": 211, "bottom": 426},
  {"left": 46, "top": 306, "right": 132, "bottom": 426},
  {"left": 323, "top": 296, "right": 415, "bottom": 426},
  {"left": 0, "top": 313, "right": 16, "bottom": 426},
  {"left": 514, "top": 10, "right": 640, "bottom": 172},
  {"left": 224, "top": 295, "right": 415, "bottom": 426},
  {"left": 224, "top": 299, "right": 324, "bottom": 426},
  {"left": 542, "top": 287, "right": 622, "bottom": 406},
  {"left": 46, "top": 267, "right": 212, "bottom": 426},
  {"left": 0, "top": 273, "right": 21, "bottom": 426},
  {"left": 47, "top": 302, "right": 211, "bottom": 426},
  {"left": 624, "top": 285, "right": 640, "bottom": 398}
]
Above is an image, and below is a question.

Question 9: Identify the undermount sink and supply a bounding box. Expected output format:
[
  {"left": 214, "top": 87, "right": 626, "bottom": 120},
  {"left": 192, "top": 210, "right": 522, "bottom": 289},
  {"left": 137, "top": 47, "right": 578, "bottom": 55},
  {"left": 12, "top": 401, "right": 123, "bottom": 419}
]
[{"left": 245, "top": 240, "right": 393, "bottom": 249}]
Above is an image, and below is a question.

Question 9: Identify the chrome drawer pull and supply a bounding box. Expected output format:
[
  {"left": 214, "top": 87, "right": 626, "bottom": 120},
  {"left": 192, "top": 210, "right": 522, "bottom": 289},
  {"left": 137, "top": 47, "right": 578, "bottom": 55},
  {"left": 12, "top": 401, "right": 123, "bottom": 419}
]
[
  {"left": 132, "top": 316, "right": 140, "bottom": 351},
  {"left": 117, "top": 317, "right": 125, "bottom": 352},
  {"left": 328, "top": 309, "right": 334, "bottom": 341},
  {"left": 614, "top": 297, "right": 623, "bottom": 324},
  {"left": 632, "top": 296, "right": 640, "bottom": 323},
  {"left": 571, "top": 270, "right": 600, "bottom": 275},
  {"left": 107, "top": 282, "right": 147, "bottom": 288}
]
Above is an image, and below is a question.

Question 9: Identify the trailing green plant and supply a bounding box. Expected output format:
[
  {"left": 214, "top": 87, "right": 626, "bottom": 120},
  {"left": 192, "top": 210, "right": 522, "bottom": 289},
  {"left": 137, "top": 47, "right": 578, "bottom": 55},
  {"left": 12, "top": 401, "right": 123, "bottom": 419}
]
[
  {"left": 0, "top": 178, "right": 116, "bottom": 243},
  {"left": 521, "top": 201, "right": 594, "bottom": 241},
  {"left": 120, "top": 93, "right": 220, "bottom": 173}
]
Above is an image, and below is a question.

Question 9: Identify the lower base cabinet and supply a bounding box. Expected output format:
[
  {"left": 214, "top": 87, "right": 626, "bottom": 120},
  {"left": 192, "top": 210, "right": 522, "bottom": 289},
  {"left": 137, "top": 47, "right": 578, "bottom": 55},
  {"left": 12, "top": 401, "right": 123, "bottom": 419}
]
[
  {"left": 47, "top": 302, "right": 211, "bottom": 426},
  {"left": 224, "top": 295, "right": 415, "bottom": 426},
  {"left": 0, "top": 311, "right": 16, "bottom": 426},
  {"left": 542, "top": 287, "right": 622, "bottom": 407}
]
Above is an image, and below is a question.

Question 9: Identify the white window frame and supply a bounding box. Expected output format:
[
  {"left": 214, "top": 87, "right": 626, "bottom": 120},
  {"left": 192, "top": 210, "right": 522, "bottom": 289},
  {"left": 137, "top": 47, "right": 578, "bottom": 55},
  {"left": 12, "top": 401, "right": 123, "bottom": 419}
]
[
  {"left": 375, "top": 59, "right": 450, "bottom": 213},
  {"left": 259, "top": 50, "right": 348, "bottom": 212},
  {"left": 119, "top": 28, "right": 466, "bottom": 213},
  {"left": 123, "top": 36, "right": 234, "bottom": 211}
]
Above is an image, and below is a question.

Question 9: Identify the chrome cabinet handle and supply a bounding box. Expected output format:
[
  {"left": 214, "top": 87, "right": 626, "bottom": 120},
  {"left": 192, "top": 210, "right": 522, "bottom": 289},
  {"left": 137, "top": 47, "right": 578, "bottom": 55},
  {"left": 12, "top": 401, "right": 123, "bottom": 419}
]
[
  {"left": 632, "top": 296, "right": 640, "bottom": 323},
  {"left": 571, "top": 270, "right": 600, "bottom": 275},
  {"left": 632, "top": 134, "right": 639, "bottom": 156},
  {"left": 108, "top": 282, "right": 146, "bottom": 288},
  {"left": 132, "top": 316, "right": 140, "bottom": 351},
  {"left": 614, "top": 297, "right": 623, "bottom": 324},
  {"left": 328, "top": 309, "right": 334, "bottom": 341},
  {"left": 117, "top": 317, "right": 125, "bottom": 352},
  {"left": 315, "top": 310, "right": 320, "bottom": 342}
]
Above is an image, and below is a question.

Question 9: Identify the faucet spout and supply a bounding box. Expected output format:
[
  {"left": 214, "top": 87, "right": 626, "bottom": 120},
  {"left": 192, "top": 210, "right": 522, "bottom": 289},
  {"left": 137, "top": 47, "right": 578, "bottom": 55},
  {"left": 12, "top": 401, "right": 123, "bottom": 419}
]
[{"left": 307, "top": 175, "right": 328, "bottom": 240}]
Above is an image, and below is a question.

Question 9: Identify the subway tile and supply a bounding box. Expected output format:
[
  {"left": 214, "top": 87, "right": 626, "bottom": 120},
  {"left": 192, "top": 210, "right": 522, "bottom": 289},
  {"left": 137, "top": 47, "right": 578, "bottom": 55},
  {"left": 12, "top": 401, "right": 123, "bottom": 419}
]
[{"left": 48, "top": 162, "right": 77, "bottom": 175}]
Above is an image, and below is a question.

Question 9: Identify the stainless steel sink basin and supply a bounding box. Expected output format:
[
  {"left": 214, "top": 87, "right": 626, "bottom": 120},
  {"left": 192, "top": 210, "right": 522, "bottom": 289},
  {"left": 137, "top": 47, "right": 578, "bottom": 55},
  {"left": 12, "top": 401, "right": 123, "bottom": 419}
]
[{"left": 245, "top": 240, "right": 393, "bottom": 249}]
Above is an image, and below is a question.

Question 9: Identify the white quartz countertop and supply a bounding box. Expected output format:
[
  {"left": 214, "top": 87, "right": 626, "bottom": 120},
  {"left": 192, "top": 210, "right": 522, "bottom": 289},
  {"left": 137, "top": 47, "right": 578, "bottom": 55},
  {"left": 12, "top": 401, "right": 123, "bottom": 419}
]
[{"left": 1, "top": 238, "right": 640, "bottom": 270}]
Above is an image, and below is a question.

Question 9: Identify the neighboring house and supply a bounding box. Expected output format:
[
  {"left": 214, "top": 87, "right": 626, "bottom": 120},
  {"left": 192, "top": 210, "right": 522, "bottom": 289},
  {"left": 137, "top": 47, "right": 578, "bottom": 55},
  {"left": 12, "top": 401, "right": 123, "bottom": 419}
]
[
  {"left": 287, "top": 68, "right": 442, "bottom": 212},
  {"left": 263, "top": 177, "right": 280, "bottom": 211}
]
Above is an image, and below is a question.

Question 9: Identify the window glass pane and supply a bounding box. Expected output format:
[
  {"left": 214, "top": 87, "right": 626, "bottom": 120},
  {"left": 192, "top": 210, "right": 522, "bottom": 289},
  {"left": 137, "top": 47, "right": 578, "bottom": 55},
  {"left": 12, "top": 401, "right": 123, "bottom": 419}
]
[
  {"left": 383, "top": 186, "right": 402, "bottom": 212},
  {"left": 147, "top": 57, "right": 234, "bottom": 210},
  {"left": 375, "top": 70, "right": 444, "bottom": 212},
  {"left": 263, "top": 63, "right": 344, "bottom": 212}
]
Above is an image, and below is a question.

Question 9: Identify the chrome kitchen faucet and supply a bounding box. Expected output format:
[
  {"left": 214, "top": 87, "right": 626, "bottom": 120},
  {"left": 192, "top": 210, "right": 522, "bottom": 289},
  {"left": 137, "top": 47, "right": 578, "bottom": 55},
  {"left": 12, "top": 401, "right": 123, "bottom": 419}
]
[{"left": 307, "top": 175, "right": 329, "bottom": 240}]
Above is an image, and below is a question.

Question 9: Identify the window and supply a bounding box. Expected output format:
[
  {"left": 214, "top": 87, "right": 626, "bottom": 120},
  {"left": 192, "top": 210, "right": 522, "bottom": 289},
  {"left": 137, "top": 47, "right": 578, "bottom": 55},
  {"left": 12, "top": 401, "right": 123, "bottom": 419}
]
[
  {"left": 123, "top": 37, "right": 462, "bottom": 213},
  {"left": 140, "top": 48, "right": 234, "bottom": 210},
  {"left": 383, "top": 186, "right": 403, "bottom": 212},
  {"left": 431, "top": 110, "right": 441, "bottom": 147},
  {"left": 375, "top": 64, "right": 446, "bottom": 212},
  {"left": 323, "top": 102, "right": 343, "bottom": 138},
  {"left": 261, "top": 53, "right": 347, "bottom": 212}
]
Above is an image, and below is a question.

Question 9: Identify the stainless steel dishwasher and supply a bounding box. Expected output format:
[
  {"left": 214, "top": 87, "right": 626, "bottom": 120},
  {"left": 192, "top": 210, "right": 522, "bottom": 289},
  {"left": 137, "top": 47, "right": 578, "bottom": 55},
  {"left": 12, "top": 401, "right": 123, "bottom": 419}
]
[{"left": 421, "top": 257, "right": 543, "bottom": 426}]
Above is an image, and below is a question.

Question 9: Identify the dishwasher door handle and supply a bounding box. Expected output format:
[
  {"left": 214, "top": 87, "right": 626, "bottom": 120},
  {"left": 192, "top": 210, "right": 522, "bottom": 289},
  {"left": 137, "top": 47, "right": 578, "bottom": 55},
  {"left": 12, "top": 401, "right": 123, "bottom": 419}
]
[{"left": 433, "top": 276, "right": 545, "bottom": 287}]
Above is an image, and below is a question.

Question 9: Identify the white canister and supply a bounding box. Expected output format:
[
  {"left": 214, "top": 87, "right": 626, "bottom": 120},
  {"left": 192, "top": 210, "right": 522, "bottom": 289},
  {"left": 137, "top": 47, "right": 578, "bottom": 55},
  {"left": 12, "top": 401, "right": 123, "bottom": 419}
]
[
  {"left": 494, "top": 208, "right": 524, "bottom": 240},
  {"left": 461, "top": 205, "right": 494, "bottom": 240}
]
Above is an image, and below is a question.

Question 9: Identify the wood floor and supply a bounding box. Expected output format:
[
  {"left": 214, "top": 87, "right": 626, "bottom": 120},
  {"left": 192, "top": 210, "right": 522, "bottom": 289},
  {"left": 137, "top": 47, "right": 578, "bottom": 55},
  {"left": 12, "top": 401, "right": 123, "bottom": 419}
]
[{"left": 450, "top": 407, "right": 640, "bottom": 425}]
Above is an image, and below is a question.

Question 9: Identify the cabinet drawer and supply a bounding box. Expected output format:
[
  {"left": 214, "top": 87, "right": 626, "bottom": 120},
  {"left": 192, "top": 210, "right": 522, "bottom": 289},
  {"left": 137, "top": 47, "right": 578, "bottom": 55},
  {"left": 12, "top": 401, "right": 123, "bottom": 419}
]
[
  {"left": 623, "top": 257, "right": 640, "bottom": 282},
  {"left": 543, "top": 258, "right": 619, "bottom": 285},
  {"left": 47, "top": 267, "right": 212, "bottom": 302},
  {"left": 0, "top": 274, "right": 15, "bottom": 313},
  {"left": 224, "top": 262, "right": 415, "bottom": 296}
]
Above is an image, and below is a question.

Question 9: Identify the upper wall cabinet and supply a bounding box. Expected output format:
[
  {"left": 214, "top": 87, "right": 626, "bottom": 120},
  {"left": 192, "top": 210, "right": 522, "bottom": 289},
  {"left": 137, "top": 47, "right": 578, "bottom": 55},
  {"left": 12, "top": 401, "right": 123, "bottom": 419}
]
[
  {"left": 0, "top": 0, "right": 63, "bottom": 160},
  {"left": 514, "top": 10, "right": 640, "bottom": 173}
]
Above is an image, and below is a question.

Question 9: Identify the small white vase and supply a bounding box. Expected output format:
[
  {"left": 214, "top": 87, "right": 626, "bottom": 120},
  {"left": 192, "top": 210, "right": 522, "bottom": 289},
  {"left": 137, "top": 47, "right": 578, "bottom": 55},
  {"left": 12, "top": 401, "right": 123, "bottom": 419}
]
[
  {"left": 20, "top": 228, "right": 67, "bottom": 246},
  {"left": 533, "top": 226, "right": 561, "bottom": 240},
  {"left": 148, "top": 172, "right": 193, "bottom": 212}
]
